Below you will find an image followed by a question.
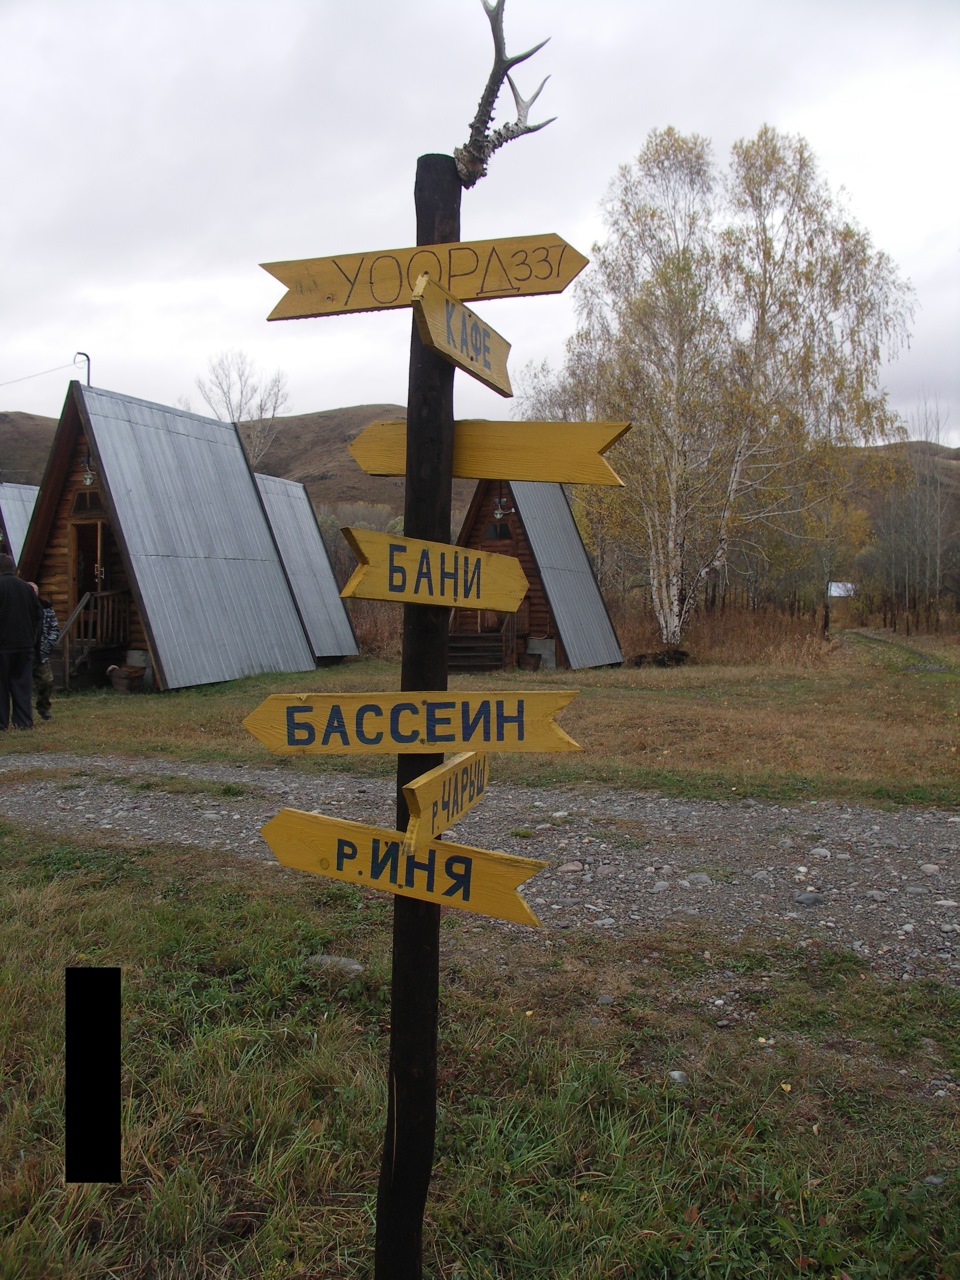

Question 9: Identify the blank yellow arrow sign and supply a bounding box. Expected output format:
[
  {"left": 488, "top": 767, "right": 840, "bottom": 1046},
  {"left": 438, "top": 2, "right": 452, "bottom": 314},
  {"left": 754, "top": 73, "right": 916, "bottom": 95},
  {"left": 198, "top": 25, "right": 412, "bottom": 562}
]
[
  {"left": 340, "top": 528, "right": 528, "bottom": 612},
  {"left": 261, "top": 808, "right": 546, "bottom": 927},
  {"left": 411, "top": 274, "right": 511, "bottom": 397},
  {"left": 261, "top": 233, "right": 588, "bottom": 320},
  {"left": 350, "top": 420, "right": 630, "bottom": 486},
  {"left": 402, "top": 752, "right": 488, "bottom": 855},
  {"left": 243, "top": 691, "right": 580, "bottom": 755}
]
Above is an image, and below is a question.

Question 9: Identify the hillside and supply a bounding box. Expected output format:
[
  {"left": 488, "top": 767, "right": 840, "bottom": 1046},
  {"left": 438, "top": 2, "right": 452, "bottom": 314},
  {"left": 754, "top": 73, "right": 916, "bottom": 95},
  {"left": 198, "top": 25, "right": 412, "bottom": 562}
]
[
  {"left": 0, "top": 402, "right": 477, "bottom": 522},
  {"left": 0, "top": 411, "right": 58, "bottom": 484},
  {"left": 3, "top": 403, "right": 956, "bottom": 534}
]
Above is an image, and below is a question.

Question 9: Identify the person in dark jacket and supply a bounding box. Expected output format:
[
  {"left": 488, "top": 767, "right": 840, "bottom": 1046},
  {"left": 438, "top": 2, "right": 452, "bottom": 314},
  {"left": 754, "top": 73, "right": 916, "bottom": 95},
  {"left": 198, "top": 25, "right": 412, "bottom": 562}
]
[
  {"left": 0, "top": 553, "right": 42, "bottom": 729},
  {"left": 29, "top": 583, "right": 59, "bottom": 721}
]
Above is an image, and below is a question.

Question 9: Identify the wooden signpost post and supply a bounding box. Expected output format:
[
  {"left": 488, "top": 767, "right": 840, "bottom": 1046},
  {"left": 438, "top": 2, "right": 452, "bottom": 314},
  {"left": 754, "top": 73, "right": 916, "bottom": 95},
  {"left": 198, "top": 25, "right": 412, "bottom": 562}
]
[
  {"left": 350, "top": 418, "right": 631, "bottom": 486},
  {"left": 251, "top": 12, "right": 624, "bottom": 1274}
]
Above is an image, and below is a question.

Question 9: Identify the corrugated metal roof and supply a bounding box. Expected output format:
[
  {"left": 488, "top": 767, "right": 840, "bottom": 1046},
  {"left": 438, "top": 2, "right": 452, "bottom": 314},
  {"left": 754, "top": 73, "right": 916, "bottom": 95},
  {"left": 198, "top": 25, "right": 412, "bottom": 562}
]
[
  {"left": 80, "top": 386, "right": 315, "bottom": 689},
  {"left": 255, "top": 474, "right": 358, "bottom": 659},
  {"left": 0, "top": 483, "right": 39, "bottom": 563},
  {"left": 511, "top": 481, "right": 623, "bottom": 669}
]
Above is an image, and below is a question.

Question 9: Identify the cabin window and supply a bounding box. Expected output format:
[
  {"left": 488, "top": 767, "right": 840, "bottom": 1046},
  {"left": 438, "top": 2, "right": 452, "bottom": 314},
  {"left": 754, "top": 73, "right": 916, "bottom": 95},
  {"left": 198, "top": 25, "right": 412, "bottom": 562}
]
[
  {"left": 72, "top": 488, "right": 104, "bottom": 515},
  {"left": 484, "top": 522, "right": 512, "bottom": 540}
]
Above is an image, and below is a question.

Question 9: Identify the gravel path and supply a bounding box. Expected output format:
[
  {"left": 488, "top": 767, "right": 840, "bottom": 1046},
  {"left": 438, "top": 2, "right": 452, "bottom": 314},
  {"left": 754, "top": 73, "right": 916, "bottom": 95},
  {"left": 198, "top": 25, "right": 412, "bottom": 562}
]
[{"left": 2, "top": 751, "right": 958, "bottom": 983}]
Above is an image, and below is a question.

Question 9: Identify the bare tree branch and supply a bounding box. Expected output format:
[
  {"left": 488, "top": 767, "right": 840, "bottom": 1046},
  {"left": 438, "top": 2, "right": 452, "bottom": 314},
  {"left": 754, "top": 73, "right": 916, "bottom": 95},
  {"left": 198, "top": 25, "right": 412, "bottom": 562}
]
[
  {"left": 195, "top": 349, "right": 290, "bottom": 469},
  {"left": 455, "top": 0, "right": 555, "bottom": 188}
]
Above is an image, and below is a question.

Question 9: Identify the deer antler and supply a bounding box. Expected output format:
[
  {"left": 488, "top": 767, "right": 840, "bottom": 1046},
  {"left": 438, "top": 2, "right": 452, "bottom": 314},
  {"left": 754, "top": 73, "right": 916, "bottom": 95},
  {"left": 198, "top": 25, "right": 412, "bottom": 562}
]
[{"left": 455, "top": 0, "right": 555, "bottom": 188}]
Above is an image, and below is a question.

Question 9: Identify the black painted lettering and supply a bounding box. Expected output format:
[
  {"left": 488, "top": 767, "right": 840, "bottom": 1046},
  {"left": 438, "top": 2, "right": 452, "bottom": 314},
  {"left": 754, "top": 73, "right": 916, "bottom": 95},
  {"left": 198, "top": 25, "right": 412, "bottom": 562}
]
[
  {"left": 425, "top": 701, "right": 456, "bottom": 743},
  {"left": 371, "top": 838, "right": 400, "bottom": 885},
  {"left": 321, "top": 704, "right": 350, "bottom": 747},
  {"left": 511, "top": 248, "right": 533, "bottom": 283},
  {"left": 462, "top": 700, "right": 491, "bottom": 743},
  {"left": 442, "top": 855, "right": 473, "bottom": 901},
  {"left": 439, "top": 552, "right": 458, "bottom": 600},
  {"left": 413, "top": 549, "right": 434, "bottom": 596},
  {"left": 406, "top": 249, "right": 442, "bottom": 289},
  {"left": 447, "top": 245, "right": 479, "bottom": 289},
  {"left": 404, "top": 847, "right": 436, "bottom": 894},
  {"left": 388, "top": 543, "right": 407, "bottom": 592},
  {"left": 369, "top": 254, "right": 403, "bottom": 305},
  {"left": 336, "top": 838, "right": 358, "bottom": 871},
  {"left": 463, "top": 556, "right": 481, "bottom": 600},
  {"left": 496, "top": 698, "right": 524, "bottom": 742},
  {"left": 390, "top": 702, "right": 420, "bottom": 745},
  {"left": 285, "top": 704, "right": 315, "bottom": 747},
  {"left": 331, "top": 257, "right": 364, "bottom": 306},
  {"left": 478, "top": 247, "right": 518, "bottom": 295},
  {"left": 355, "top": 703, "right": 384, "bottom": 746}
]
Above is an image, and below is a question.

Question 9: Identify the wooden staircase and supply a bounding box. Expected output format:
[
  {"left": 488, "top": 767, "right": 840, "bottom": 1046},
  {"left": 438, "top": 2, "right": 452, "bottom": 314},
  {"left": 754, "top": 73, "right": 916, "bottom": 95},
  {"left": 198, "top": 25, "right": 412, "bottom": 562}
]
[
  {"left": 448, "top": 632, "right": 506, "bottom": 672},
  {"left": 448, "top": 612, "right": 517, "bottom": 672}
]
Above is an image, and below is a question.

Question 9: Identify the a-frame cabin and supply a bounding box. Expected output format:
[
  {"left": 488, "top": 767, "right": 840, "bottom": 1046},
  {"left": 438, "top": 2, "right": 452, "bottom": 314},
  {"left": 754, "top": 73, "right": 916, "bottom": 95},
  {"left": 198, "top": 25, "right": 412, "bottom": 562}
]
[
  {"left": 18, "top": 382, "right": 349, "bottom": 690},
  {"left": 450, "top": 478, "right": 622, "bottom": 672},
  {"left": 0, "top": 483, "right": 39, "bottom": 563}
]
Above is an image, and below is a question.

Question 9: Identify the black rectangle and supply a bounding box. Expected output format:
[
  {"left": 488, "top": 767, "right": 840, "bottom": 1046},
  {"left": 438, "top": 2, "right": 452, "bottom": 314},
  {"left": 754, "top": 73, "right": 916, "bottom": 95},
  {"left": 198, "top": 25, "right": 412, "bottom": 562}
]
[{"left": 65, "top": 966, "right": 121, "bottom": 1183}]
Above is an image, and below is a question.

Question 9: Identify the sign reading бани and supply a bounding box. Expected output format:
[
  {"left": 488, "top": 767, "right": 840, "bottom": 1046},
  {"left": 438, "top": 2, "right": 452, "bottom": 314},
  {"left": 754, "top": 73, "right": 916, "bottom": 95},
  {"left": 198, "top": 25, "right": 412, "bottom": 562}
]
[
  {"left": 340, "top": 528, "right": 528, "bottom": 612},
  {"left": 243, "top": 691, "right": 579, "bottom": 755}
]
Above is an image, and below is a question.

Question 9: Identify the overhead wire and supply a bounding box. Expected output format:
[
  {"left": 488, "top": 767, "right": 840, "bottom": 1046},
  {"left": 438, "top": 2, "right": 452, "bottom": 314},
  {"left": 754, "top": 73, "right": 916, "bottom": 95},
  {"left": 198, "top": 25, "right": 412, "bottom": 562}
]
[{"left": 0, "top": 361, "right": 81, "bottom": 389}]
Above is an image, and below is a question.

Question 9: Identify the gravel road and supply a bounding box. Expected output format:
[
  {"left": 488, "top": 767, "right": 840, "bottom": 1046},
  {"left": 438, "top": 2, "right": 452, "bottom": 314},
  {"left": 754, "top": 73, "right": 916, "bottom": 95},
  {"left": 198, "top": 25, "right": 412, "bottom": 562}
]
[{"left": 2, "top": 751, "right": 958, "bottom": 984}]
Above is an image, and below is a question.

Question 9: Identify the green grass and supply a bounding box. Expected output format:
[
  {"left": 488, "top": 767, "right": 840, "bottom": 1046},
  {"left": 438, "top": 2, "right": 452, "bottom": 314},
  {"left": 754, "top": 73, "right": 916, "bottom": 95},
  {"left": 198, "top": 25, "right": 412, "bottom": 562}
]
[
  {"left": 1, "top": 631, "right": 958, "bottom": 1275},
  {"left": 0, "top": 819, "right": 957, "bottom": 1279}
]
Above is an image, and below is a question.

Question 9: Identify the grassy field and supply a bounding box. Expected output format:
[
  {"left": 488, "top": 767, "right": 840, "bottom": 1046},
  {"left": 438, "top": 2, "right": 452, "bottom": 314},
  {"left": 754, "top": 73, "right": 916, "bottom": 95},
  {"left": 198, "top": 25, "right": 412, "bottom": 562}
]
[
  {"left": 6, "top": 628, "right": 959, "bottom": 806},
  {"left": 1, "top": 629, "right": 958, "bottom": 1278}
]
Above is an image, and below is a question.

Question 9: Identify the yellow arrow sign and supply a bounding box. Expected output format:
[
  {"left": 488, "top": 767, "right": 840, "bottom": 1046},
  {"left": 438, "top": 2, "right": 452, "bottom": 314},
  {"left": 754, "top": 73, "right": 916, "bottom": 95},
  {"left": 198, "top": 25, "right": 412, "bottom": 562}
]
[
  {"left": 349, "top": 420, "right": 630, "bottom": 486},
  {"left": 260, "top": 808, "right": 546, "bottom": 926},
  {"left": 411, "top": 274, "right": 511, "bottom": 397},
  {"left": 340, "top": 528, "right": 528, "bottom": 612},
  {"left": 243, "top": 691, "right": 580, "bottom": 755},
  {"left": 261, "top": 233, "right": 588, "bottom": 321},
  {"left": 402, "top": 752, "right": 488, "bottom": 855}
]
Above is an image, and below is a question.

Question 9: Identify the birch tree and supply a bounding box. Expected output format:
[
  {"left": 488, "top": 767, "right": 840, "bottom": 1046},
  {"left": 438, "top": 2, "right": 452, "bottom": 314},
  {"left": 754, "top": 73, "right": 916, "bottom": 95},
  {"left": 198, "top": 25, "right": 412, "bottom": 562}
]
[
  {"left": 196, "top": 349, "right": 290, "bottom": 468},
  {"left": 523, "top": 126, "right": 913, "bottom": 646}
]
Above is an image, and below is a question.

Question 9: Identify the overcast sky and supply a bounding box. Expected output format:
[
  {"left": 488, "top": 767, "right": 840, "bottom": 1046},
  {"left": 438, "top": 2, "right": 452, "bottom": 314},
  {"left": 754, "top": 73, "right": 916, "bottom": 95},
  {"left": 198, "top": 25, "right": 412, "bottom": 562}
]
[{"left": 2, "top": 0, "right": 958, "bottom": 446}]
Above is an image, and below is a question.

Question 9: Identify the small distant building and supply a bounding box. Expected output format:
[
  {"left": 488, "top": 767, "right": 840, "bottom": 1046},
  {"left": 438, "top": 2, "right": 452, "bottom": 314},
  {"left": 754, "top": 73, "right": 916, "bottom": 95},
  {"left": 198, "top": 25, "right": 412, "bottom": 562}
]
[
  {"left": 450, "top": 478, "right": 622, "bottom": 671},
  {"left": 0, "top": 482, "right": 39, "bottom": 562},
  {"left": 828, "top": 581, "right": 857, "bottom": 598},
  {"left": 19, "top": 381, "right": 354, "bottom": 690}
]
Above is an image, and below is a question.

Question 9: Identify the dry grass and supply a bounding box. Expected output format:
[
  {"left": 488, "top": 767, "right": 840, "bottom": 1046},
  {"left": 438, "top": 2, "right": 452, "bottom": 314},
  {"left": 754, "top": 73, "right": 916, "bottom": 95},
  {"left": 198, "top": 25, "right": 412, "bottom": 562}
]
[
  {"left": 8, "top": 629, "right": 959, "bottom": 807},
  {"left": 612, "top": 603, "right": 835, "bottom": 668},
  {"left": 345, "top": 599, "right": 402, "bottom": 661}
]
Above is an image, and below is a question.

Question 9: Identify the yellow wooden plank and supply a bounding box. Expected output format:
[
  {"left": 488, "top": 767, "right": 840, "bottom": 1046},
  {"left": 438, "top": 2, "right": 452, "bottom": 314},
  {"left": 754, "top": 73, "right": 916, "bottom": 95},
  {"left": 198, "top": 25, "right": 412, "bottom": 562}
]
[
  {"left": 260, "top": 808, "right": 546, "bottom": 927},
  {"left": 402, "top": 752, "right": 488, "bottom": 855},
  {"left": 349, "top": 420, "right": 630, "bottom": 486},
  {"left": 411, "top": 274, "right": 512, "bottom": 397},
  {"left": 261, "top": 233, "right": 589, "bottom": 320},
  {"left": 340, "top": 528, "right": 528, "bottom": 612},
  {"left": 243, "top": 691, "right": 580, "bottom": 755}
]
